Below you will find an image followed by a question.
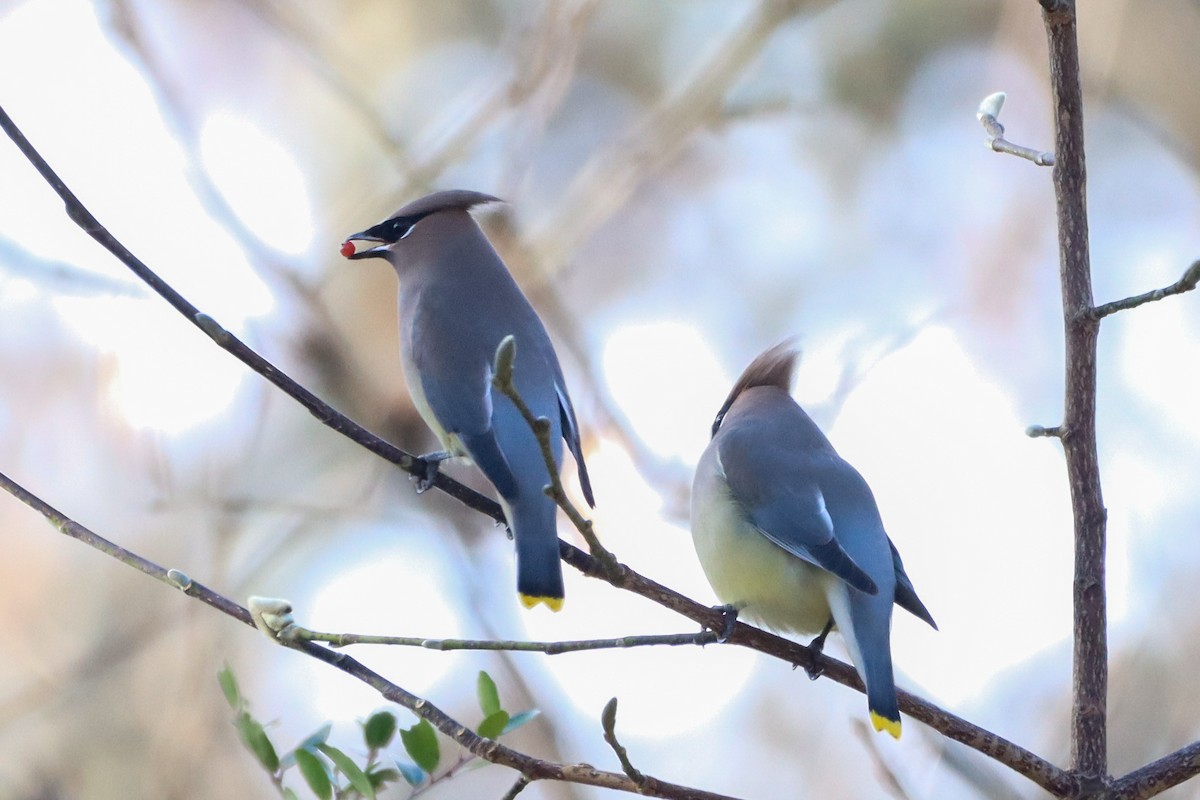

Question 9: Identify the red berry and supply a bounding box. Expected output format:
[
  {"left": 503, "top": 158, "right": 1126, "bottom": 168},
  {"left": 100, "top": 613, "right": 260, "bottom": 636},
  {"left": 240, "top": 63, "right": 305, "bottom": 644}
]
[{"left": 340, "top": 241, "right": 356, "bottom": 258}]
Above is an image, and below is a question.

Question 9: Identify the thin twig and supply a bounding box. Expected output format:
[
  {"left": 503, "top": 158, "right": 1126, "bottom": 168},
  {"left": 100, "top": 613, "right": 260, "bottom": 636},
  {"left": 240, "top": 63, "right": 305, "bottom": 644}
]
[
  {"left": 1089, "top": 260, "right": 1200, "bottom": 319},
  {"left": 1026, "top": 424, "right": 1066, "bottom": 440},
  {"left": 0, "top": 236, "right": 142, "bottom": 296},
  {"left": 499, "top": 775, "right": 533, "bottom": 800},
  {"left": 601, "top": 699, "right": 647, "bottom": 786},
  {"left": 490, "top": 336, "right": 621, "bottom": 578},
  {"left": 0, "top": 469, "right": 737, "bottom": 800},
  {"left": 1111, "top": 741, "right": 1200, "bottom": 800},
  {"left": 298, "top": 628, "right": 718, "bottom": 653},
  {"left": 976, "top": 92, "right": 1055, "bottom": 167}
]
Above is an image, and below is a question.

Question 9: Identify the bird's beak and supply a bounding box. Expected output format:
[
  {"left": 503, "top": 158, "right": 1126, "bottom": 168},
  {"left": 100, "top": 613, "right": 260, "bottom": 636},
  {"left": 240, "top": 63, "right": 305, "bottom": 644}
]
[{"left": 341, "top": 231, "right": 391, "bottom": 260}]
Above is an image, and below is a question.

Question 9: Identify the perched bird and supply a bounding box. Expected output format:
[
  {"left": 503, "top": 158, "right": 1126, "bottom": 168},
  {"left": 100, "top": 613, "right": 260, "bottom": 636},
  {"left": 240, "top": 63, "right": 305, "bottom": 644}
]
[
  {"left": 342, "top": 190, "right": 594, "bottom": 611},
  {"left": 691, "top": 343, "right": 935, "bottom": 737}
]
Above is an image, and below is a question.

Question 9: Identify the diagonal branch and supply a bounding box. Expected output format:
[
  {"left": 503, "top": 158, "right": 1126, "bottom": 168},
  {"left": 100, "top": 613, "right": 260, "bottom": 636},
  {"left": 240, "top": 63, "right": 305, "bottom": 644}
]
[
  {"left": 1089, "top": 260, "right": 1200, "bottom": 319},
  {"left": 1111, "top": 741, "right": 1200, "bottom": 800}
]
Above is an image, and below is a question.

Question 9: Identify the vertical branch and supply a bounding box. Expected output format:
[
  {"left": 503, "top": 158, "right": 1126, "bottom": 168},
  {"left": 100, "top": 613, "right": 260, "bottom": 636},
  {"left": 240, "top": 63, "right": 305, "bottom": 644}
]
[{"left": 1041, "top": 2, "right": 1108, "bottom": 781}]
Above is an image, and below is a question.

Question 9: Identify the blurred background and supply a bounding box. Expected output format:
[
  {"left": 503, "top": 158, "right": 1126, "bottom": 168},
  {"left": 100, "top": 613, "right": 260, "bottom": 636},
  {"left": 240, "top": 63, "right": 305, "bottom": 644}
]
[{"left": 1, "top": 0, "right": 1198, "bottom": 797}]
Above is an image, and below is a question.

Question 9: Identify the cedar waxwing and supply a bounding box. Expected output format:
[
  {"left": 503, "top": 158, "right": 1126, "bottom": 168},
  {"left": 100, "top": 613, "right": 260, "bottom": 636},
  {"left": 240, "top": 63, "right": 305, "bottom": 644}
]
[
  {"left": 691, "top": 343, "right": 935, "bottom": 737},
  {"left": 342, "top": 190, "right": 594, "bottom": 611}
]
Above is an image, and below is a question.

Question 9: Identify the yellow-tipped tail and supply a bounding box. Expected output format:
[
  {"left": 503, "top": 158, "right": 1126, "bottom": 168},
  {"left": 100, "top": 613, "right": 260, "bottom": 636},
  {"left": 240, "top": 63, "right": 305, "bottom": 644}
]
[
  {"left": 870, "top": 711, "right": 902, "bottom": 739},
  {"left": 520, "top": 594, "right": 564, "bottom": 612}
]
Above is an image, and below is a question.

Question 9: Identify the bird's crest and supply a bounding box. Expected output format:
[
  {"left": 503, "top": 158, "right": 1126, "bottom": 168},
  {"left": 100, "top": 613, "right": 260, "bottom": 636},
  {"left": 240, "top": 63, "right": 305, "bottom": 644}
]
[
  {"left": 343, "top": 190, "right": 502, "bottom": 255},
  {"left": 711, "top": 341, "right": 798, "bottom": 436},
  {"left": 388, "top": 189, "right": 502, "bottom": 221}
]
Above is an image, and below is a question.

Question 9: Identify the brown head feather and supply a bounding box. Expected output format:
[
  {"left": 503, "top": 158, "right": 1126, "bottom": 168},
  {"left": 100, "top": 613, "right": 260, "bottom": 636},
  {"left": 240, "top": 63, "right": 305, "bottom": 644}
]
[
  {"left": 710, "top": 341, "right": 798, "bottom": 436},
  {"left": 387, "top": 189, "right": 501, "bottom": 220}
]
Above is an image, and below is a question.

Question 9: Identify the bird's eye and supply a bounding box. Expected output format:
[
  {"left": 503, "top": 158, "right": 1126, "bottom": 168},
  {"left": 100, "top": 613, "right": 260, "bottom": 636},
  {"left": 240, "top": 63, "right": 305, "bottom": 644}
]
[{"left": 398, "top": 222, "right": 416, "bottom": 240}]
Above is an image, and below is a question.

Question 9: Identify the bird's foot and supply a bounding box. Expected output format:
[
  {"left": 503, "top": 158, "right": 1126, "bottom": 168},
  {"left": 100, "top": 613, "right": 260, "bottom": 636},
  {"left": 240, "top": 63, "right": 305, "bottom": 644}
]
[
  {"left": 412, "top": 451, "right": 452, "bottom": 493},
  {"left": 709, "top": 604, "right": 739, "bottom": 644},
  {"left": 804, "top": 618, "right": 834, "bottom": 681}
]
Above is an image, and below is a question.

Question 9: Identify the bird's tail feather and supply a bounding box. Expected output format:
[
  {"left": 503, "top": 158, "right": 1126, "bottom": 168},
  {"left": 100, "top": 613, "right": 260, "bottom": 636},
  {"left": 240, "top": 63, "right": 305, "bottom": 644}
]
[
  {"left": 512, "top": 494, "right": 564, "bottom": 611},
  {"left": 835, "top": 584, "right": 902, "bottom": 738},
  {"left": 862, "top": 641, "right": 901, "bottom": 739}
]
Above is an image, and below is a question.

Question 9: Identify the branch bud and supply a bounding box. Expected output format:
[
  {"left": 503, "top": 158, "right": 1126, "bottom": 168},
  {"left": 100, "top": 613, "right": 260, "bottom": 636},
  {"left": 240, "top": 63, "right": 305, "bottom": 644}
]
[
  {"left": 976, "top": 91, "right": 1007, "bottom": 122},
  {"left": 493, "top": 335, "right": 517, "bottom": 388}
]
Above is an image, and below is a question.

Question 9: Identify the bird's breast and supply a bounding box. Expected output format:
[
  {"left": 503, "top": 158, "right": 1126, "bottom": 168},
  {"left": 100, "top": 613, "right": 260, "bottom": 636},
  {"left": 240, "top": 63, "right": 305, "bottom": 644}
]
[{"left": 690, "top": 450, "right": 833, "bottom": 635}]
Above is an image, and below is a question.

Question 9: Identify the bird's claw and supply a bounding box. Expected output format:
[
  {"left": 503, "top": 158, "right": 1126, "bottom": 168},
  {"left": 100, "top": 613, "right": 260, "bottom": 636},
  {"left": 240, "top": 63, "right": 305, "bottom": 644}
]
[
  {"left": 804, "top": 618, "right": 834, "bottom": 680},
  {"left": 710, "top": 604, "right": 739, "bottom": 644},
  {"left": 412, "top": 451, "right": 451, "bottom": 493}
]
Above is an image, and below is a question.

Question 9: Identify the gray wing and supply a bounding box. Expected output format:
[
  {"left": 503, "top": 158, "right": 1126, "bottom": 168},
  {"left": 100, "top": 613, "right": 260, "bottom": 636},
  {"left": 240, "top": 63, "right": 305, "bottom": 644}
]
[
  {"left": 555, "top": 379, "right": 594, "bottom": 507},
  {"left": 410, "top": 303, "right": 518, "bottom": 499},
  {"left": 718, "top": 430, "right": 877, "bottom": 595},
  {"left": 889, "top": 538, "right": 937, "bottom": 628}
]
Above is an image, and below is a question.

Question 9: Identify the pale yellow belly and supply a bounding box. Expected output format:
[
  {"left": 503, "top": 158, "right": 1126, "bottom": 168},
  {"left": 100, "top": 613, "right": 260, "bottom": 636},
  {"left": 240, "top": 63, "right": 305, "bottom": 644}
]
[{"left": 691, "top": 471, "right": 833, "bottom": 636}]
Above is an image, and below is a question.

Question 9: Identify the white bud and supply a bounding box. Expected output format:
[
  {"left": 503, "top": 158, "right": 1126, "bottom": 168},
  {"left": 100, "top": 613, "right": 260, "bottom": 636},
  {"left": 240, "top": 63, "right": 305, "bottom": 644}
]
[
  {"left": 248, "top": 596, "right": 296, "bottom": 641},
  {"left": 976, "top": 91, "right": 1007, "bottom": 121}
]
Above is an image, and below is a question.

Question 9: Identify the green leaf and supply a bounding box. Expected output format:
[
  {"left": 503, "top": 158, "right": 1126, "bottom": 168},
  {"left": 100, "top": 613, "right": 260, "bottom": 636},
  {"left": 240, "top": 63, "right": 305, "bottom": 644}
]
[
  {"left": 236, "top": 712, "right": 279, "bottom": 773},
  {"left": 317, "top": 743, "right": 375, "bottom": 799},
  {"left": 283, "top": 789, "right": 300, "bottom": 800},
  {"left": 363, "top": 711, "right": 397, "bottom": 750},
  {"left": 294, "top": 748, "right": 333, "bottom": 800},
  {"left": 399, "top": 719, "right": 440, "bottom": 775},
  {"left": 217, "top": 664, "right": 241, "bottom": 710},
  {"left": 368, "top": 768, "right": 401, "bottom": 790},
  {"left": 477, "top": 710, "right": 510, "bottom": 740},
  {"left": 501, "top": 709, "right": 541, "bottom": 735},
  {"left": 477, "top": 671, "right": 501, "bottom": 717},
  {"left": 395, "top": 760, "right": 425, "bottom": 787}
]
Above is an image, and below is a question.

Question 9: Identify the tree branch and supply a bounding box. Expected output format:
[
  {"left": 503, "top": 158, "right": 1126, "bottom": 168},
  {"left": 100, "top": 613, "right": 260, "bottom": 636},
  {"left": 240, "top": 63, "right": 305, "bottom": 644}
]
[
  {"left": 500, "top": 774, "right": 533, "bottom": 800},
  {"left": 602, "top": 698, "right": 648, "bottom": 787},
  {"left": 1089, "top": 260, "right": 1200, "bottom": 319},
  {"left": 1111, "top": 741, "right": 1200, "bottom": 800},
  {"left": 976, "top": 92, "right": 1056, "bottom": 166},
  {"left": 292, "top": 626, "right": 719, "bottom": 654},
  {"left": 1041, "top": 2, "right": 1108, "bottom": 782}
]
